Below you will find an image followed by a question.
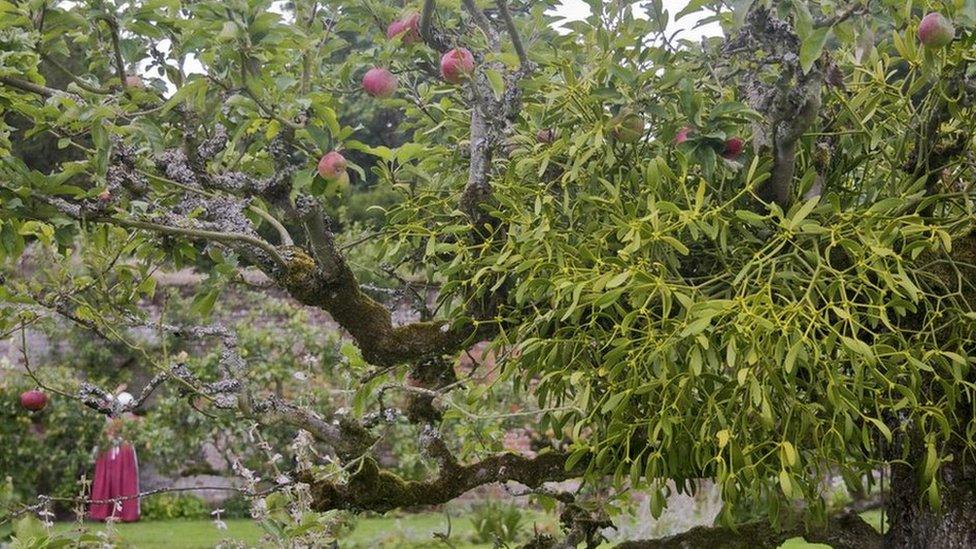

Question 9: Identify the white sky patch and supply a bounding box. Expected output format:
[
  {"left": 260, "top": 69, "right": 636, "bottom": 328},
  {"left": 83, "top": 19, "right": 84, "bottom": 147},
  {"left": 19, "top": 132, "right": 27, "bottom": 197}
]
[{"left": 548, "top": 0, "right": 721, "bottom": 41}]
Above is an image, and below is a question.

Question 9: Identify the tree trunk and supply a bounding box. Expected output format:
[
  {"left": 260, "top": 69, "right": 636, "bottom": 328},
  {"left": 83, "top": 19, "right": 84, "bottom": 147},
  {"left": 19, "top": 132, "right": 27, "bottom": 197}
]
[{"left": 885, "top": 460, "right": 976, "bottom": 548}]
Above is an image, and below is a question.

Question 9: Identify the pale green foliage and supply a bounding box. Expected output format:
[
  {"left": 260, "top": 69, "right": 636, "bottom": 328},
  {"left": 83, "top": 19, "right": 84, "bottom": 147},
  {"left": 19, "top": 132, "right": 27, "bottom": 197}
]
[{"left": 389, "top": 0, "right": 976, "bottom": 523}]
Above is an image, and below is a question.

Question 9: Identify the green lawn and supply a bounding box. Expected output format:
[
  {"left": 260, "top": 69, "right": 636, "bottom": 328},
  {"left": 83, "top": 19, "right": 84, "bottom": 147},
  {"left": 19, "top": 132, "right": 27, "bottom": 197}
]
[
  {"left": 50, "top": 509, "right": 884, "bottom": 548},
  {"left": 51, "top": 511, "right": 556, "bottom": 548},
  {"left": 53, "top": 519, "right": 263, "bottom": 548}
]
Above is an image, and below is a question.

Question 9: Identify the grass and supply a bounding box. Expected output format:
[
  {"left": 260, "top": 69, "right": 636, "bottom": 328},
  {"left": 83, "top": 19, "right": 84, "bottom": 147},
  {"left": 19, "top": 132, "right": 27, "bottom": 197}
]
[
  {"left": 50, "top": 511, "right": 556, "bottom": 548},
  {"left": 49, "top": 509, "right": 884, "bottom": 548},
  {"left": 52, "top": 519, "right": 263, "bottom": 548}
]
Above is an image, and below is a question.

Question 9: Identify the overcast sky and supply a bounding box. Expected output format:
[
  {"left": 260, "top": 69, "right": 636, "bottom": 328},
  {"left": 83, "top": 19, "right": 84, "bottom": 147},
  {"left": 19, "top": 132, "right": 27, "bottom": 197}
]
[{"left": 550, "top": 0, "right": 721, "bottom": 40}]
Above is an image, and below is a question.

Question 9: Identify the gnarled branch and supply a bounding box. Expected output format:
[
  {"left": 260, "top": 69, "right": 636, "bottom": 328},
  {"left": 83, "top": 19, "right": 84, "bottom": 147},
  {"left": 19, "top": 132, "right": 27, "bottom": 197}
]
[
  {"left": 305, "top": 449, "right": 579, "bottom": 512},
  {"left": 276, "top": 247, "right": 482, "bottom": 367}
]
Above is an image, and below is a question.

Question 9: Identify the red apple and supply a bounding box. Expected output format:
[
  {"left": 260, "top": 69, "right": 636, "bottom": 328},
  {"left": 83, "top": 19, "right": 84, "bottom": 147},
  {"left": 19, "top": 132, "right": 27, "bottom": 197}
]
[
  {"left": 674, "top": 126, "right": 693, "bottom": 144},
  {"left": 722, "top": 137, "right": 745, "bottom": 159},
  {"left": 536, "top": 128, "right": 556, "bottom": 144},
  {"left": 918, "top": 13, "right": 954, "bottom": 48},
  {"left": 611, "top": 110, "right": 645, "bottom": 143},
  {"left": 362, "top": 68, "right": 397, "bottom": 98},
  {"left": 317, "top": 151, "right": 348, "bottom": 183},
  {"left": 20, "top": 389, "right": 48, "bottom": 412},
  {"left": 440, "top": 48, "right": 475, "bottom": 84},
  {"left": 387, "top": 13, "right": 421, "bottom": 44},
  {"left": 400, "top": 13, "right": 421, "bottom": 44},
  {"left": 387, "top": 19, "right": 405, "bottom": 40},
  {"left": 124, "top": 75, "right": 143, "bottom": 89}
]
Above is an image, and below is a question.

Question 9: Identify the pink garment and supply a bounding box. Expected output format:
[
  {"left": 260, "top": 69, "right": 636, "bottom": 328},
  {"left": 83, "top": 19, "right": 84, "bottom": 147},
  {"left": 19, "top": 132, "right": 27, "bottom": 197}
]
[{"left": 88, "top": 443, "right": 140, "bottom": 522}]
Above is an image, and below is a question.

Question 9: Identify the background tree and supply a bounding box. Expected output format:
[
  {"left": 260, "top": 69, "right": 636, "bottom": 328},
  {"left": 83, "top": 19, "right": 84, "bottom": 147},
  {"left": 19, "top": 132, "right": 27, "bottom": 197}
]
[{"left": 2, "top": 0, "right": 976, "bottom": 547}]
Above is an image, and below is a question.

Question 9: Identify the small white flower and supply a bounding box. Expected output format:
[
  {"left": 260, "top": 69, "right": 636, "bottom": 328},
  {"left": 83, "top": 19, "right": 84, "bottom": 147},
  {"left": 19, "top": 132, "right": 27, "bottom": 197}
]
[{"left": 250, "top": 497, "right": 269, "bottom": 520}]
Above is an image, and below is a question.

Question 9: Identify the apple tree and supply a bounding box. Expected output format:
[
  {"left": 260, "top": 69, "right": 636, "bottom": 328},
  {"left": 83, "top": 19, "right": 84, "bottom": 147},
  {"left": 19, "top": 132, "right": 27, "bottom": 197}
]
[{"left": 2, "top": 0, "right": 976, "bottom": 546}]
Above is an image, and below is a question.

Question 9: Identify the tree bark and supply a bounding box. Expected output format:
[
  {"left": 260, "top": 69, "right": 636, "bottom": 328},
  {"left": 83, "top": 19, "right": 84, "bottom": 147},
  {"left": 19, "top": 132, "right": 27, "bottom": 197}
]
[
  {"left": 616, "top": 510, "right": 881, "bottom": 549},
  {"left": 885, "top": 460, "right": 976, "bottom": 548}
]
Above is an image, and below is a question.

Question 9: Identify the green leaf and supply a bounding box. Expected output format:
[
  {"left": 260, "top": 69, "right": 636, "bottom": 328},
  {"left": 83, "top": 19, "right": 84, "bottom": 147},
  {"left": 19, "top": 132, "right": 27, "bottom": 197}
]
[
  {"left": 601, "top": 390, "right": 630, "bottom": 414},
  {"left": 841, "top": 336, "right": 875, "bottom": 363},
  {"left": 594, "top": 288, "right": 625, "bottom": 309},
  {"left": 787, "top": 196, "right": 820, "bottom": 230},
  {"left": 865, "top": 417, "right": 893, "bottom": 444},
  {"left": 661, "top": 236, "right": 689, "bottom": 255},
  {"left": 716, "top": 429, "right": 730, "bottom": 449},
  {"left": 484, "top": 69, "right": 505, "bottom": 101},
  {"left": 564, "top": 447, "right": 589, "bottom": 472},
  {"left": 190, "top": 288, "right": 220, "bottom": 317},
  {"left": 780, "top": 441, "right": 798, "bottom": 467},
  {"left": 90, "top": 119, "right": 110, "bottom": 176},
  {"left": 605, "top": 270, "right": 631, "bottom": 289},
  {"left": 735, "top": 209, "right": 766, "bottom": 224},
  {"left": 731, "top": 0, "right": 755, "bottom": 28},
  {"left": 680, "top": 316, "right": 712, "bottom": 337},
  {"left": 160, "top": 79, "right": 208, "bottom": 115},
  {"left": 784, "top": 342, "right": 801, "bottom": 375},
  {"left": 675, "top": 0, "right": 710, "bottom": 20},
  {"left": 799, "top": 27, "right": 830, "bottom": 74},
  {"left": 13, "top": 516, "right": 46, "bottom": 541},
  {"left": 778, "top": 469, "right": 794, "bottom": 498}
]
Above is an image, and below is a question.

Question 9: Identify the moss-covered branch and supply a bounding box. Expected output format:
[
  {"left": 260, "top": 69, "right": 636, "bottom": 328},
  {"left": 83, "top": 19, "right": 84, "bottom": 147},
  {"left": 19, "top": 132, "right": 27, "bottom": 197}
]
[
  {"left": 616, "top": 510, "right": 881, "bottom": 549},
  {"left": 278, "top": 247, "right": 483, "bottom": 367},
  {"left": 305, "top": 450, "right": 579, "bottom": 513}
]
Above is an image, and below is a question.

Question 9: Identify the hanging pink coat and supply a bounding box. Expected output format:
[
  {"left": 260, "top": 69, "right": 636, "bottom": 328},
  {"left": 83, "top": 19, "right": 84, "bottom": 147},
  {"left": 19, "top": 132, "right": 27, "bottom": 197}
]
[{"left": 89, "top": 424, "right": 140, "bottom": 522}]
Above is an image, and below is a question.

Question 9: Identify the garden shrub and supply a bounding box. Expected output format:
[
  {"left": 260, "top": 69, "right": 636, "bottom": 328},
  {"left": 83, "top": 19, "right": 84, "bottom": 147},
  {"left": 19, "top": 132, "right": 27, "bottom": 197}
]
[
  {"left": 219, "top": 494, "right": 252, "bottom": 519},
  {"left": 469, "top": 501, "right": 524, "bottom": 544},
  {"left": 139, "top": 493, "right": 209, "bottom": 520}
]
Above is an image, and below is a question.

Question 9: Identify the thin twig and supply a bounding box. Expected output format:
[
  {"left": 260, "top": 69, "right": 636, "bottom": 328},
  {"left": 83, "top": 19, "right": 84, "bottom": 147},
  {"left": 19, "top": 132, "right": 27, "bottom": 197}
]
[
  {"left": 0, "top": 76, "right": 69, "bottom": 98},
  {"left": 460, "top": 0, "right": 497, "bottom": 47},
  {"left": 815, "top": 0, "right": 871, "bottom": 28},
  {"left": 103, "top": 217, "right": 288, "bottom": 269},
  {"left": 19, "top": 323, "right": 77, "bottom": 400},
  {"left": 97, "top": 15, "right": 128, "bottom": 88},
  {"left": 495, "top": 0, "right": 529, "bottom": 68},
  {"left": 250, "top": 205, "right": 294, "bottom": 246},
  {"left": 40, "top": 53, "right": 114, "bottom": 94}
]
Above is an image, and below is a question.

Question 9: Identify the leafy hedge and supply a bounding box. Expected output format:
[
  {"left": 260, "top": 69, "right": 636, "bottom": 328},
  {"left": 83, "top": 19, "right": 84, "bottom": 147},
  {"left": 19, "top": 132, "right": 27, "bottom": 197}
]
[{"left": 0, "top": 367, "right": 103, "bottom": 509}]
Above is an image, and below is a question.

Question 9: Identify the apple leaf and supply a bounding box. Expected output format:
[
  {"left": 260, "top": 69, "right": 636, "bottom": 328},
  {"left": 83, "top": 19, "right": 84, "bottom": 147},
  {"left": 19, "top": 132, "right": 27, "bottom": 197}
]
[
  {"left": 484, "top": 69, "right": 505, "bottom": 101},
  {"left": 799, "top": 27, "right": 830, "bottom": 74}
]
